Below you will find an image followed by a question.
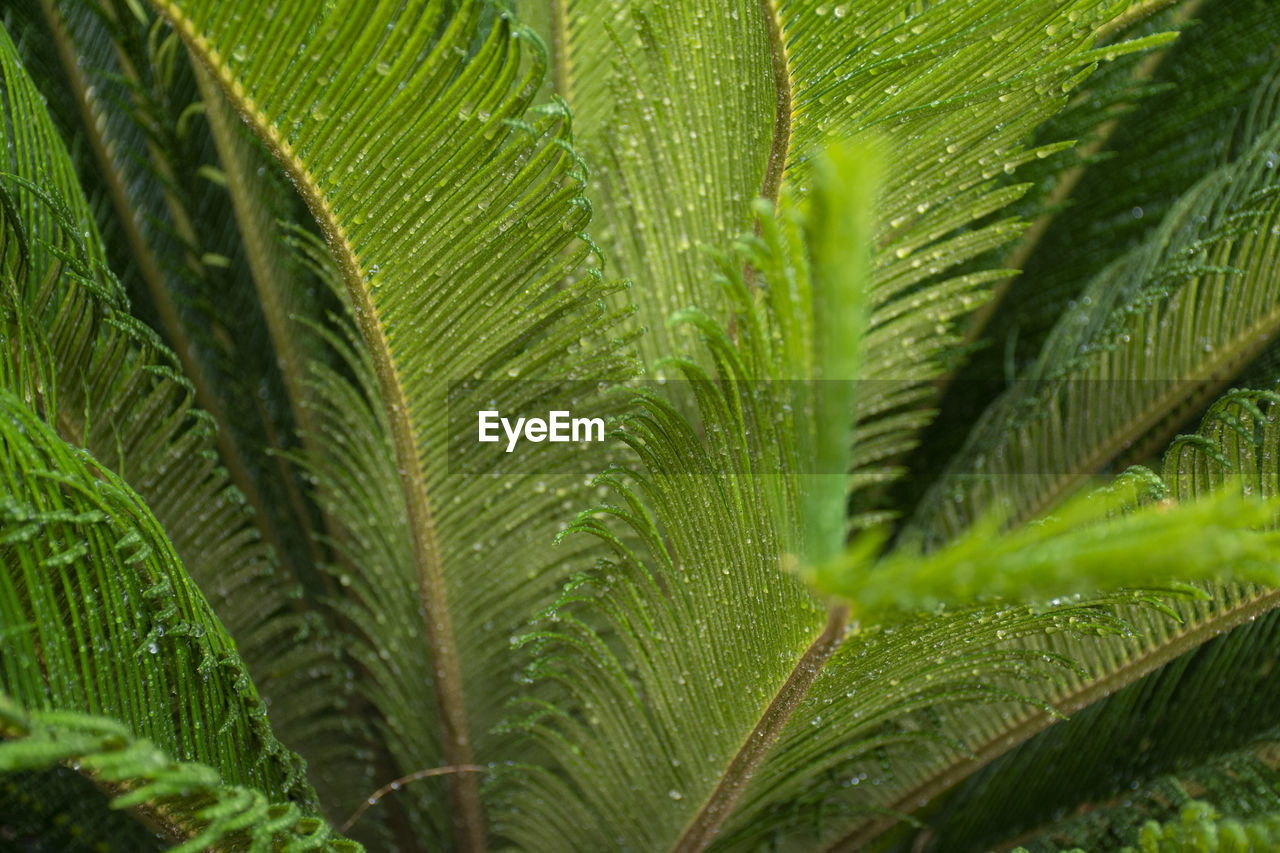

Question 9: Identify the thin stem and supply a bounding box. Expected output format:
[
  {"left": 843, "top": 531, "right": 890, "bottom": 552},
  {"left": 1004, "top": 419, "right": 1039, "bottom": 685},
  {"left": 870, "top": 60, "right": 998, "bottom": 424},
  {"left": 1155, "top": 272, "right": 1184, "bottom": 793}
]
[
  {"left": 739, "top": 0, "right": 794, "bottom": 336},
  {"left": 547, "top": 0, "right": 570, "bottom": 98},
  {"left": 192, "top": 60, "right": 329, "bottom": 575},
  {"left": 340, "top": 765, "right": 487, "bottom": 834},
  {"left": 756, "top": 0, "right": 792, "bottom": 207}
]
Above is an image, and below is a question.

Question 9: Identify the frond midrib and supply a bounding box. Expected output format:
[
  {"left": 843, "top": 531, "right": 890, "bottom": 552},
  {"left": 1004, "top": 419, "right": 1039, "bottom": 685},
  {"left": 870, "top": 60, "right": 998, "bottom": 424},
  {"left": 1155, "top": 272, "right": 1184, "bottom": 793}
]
[
  {"left": 673, "top": 607, "right": 849, "bottom": 852},
  {"left": 548, "top": 0, "right": 570, "bottom": 100},
  {"left": 669, "top": 5, "right": 802, "bottom": 846},
  {"left": 756, "top": 0, "right": 792, "bottom": 206},
  {"left": 827, "top": 587, "right": 1280, "bottom": 851},
  {"left": 145, "top": 3, "right": 484, "bottom": 848}
]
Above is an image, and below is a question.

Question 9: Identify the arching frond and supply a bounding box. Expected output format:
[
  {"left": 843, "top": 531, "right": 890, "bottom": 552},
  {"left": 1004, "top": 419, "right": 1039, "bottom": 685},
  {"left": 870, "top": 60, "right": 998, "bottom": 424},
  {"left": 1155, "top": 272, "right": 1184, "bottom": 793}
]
[
  {"left": 15, "top": 0, "right": 328, "bottom": 589},
  {"left": 0, "top": 14, "right": 361, "bottom": 838},
  {"left": 7, "top": 2, "right": 1280, "bottom": 850},
  {"left": 998, "top": 743, "right": 1280, "bottom": 852},
  {"left": 0, "top": 392, "right": 327, "bottom": 817},
  {"left": 854, "top": 387, "right": 1280, "bottom": 851},
  {"left": 135, "top": 0, "right": 641, "bottom": 846},
  {"left": 500, "top": 141, "right": 1280, "bottom": 852},
  {"left": 525, "top": 0, "right": 1177, "bottom": 528},
  {"left": 0, "top": 693, "right": 360, "bottom": 852},
  {"left": 970, "top": 0, "right": 1280, "bottom": 384},
  {"left": 911, "top": 66, "right": 1280, "bottom": 545}
]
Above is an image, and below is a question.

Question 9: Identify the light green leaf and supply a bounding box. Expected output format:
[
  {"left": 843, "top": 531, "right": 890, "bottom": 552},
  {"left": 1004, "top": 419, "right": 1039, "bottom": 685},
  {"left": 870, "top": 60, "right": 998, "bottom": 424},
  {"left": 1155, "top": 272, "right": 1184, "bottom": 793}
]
[
  {"left": 0, "top": 692, "right": 361, "bottom": 852},
  {"left": 0, "top": 390, "right": 322, "bottom": 815}
]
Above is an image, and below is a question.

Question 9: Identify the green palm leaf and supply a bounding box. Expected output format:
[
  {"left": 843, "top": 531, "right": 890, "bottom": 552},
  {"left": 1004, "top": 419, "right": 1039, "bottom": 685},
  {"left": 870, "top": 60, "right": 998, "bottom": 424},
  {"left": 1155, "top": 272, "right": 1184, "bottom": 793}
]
[
  {"left": 501, "top": 142, "right": 1280, "bottom": 852},
  {"left": 910, "top": 65, "right": 1280, "bottom": 543},
  {"left": 0, "top": 693, "right": 359, "bottom": 852},
  {"left": 525, "top": 0, "right": 1175, "bottom": 530},
  {"left": 135, "top": 0, "right": 639, "bottom": 846},
  {"left": 0, "top": 9, "right": 357, "bottom": 799},
  {"left": 15, "top": 0, "right": 329, "bottom": 590},
  {"left": 0, "top": 389, "right": 351, "bottom": 843},
  {"left": 6, "top": 1, "right": 1280, "bottom": 850},
  {"left": 886, "top": 389, "right": 1280, "bottom": 852}
]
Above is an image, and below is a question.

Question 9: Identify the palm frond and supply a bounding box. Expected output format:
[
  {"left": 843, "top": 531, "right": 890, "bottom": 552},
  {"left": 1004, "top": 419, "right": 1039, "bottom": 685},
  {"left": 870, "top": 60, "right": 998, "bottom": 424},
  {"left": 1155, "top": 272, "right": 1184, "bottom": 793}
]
[
  {"left": 19, "top": 0, "right": 328, "bottom": 587},
  {"left": 0, "top": 14, "right": 359, "bottom": 834},
  {"left": 0, "top": 391, "right": 324, "bottom": 815},
  {"left": 970, "top": 0, "right": 1280, "bottom": 383},
  {"left": 999, "top": 742, "right": 1280, "bottom": 852},
  {"left": 910, "top": 64, "right": 1280, "bottom": 545},
  {"left": 0, "top": 692, "right": 360, "bottom": 852},
  {"left": 810, "top": 479, "right": 1279, "bottom": 616},
  {"left": 496, "top": 138, "right": 1280, "bottom": 851},
  {"left": 895, "top": 598, "right": 1280, "bottom": 851},
  {"left": 850, "top": 387, "right": 1280, "bottom": 850},
  {"left": 138, "top": 0, "right": 642, "bottom": 846},
  {"left": 528, "top": 0, "right": 1178, "bottom": 530}
]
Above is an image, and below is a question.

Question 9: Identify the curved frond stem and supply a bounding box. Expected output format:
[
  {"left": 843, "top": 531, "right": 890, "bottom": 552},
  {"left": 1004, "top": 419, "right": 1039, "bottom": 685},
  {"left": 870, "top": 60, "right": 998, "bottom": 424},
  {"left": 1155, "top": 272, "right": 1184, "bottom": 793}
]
[
  {"left": 826, "top": 587, "right": 1280, "bottom": 851},
  {"left": 1096, "top": 0, "right": 1188, "bottom": 42},
  {"left": 36, "top": 0, "right": 304, "bottom": 593},
  {"left": 738, "top": 0, "right": 794, "bottom": 324},
  {"left": 673, "top": 605, "right": 850, "bottom": 853},
  {"left": 339, "top": 765, "right": 488, "bottom": 835},
  {"left": 149, "top": 4, "right": 483, "bottom": 848},
  {"left": 757, "top": 0, "right": 793, "bottom": 207}
]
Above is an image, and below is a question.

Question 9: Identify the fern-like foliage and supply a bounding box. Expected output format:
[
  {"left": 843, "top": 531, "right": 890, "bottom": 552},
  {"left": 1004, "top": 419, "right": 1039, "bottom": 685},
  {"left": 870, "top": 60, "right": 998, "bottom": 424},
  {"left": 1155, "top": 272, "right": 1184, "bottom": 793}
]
[
  {"left": 498, "top": 144, "right": 1280, "bottom": 852},
  {"left": 5, "top": 0, "right": 1280, "bottom": 851},
  {"left": 912, "top": 67, "right": 1280, "bottom": 544},
  {"left": 0, "top": 693, "right": 358, "bottom": 852}
]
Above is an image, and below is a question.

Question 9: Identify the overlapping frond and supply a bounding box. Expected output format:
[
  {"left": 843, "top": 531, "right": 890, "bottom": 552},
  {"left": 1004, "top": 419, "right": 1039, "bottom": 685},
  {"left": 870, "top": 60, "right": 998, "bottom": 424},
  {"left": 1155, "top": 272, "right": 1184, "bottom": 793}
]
[
  {"left": 997, "top": 746, "right": 1280, "bottom": 852},
  {"left": 527, "top": 0, "right": 778, "bottom": 362},
  {"left": 852, "top": 389, "right": 1280, "bottom": 851},
  {"left": 911, "top": 65, "right": 1280, "bottom": 545},
  {"left": 499, "top": 140, "right": 1280, "bottom": 851},
  {"left": 894, "top": 389, "right": 1280, "bottom": 852},
  {"left": 810, "top": 481, "right": 1279, "bottom": 616},
  {"left": 0, "top": 11, "right": 356, "bottom": 794},
  {"left": 135, "top": 0, "right": 641, "bottom": 846},
  {"left": 894, "top": 594, "right": 1280, "bottom": 851},
  {"left": 5, "top": 1, "right": 1278, "bottom": 851},
  {"left": 0, "top": 393, "right": 322, "bottom": 811},
  {"left": 971, "top": 0, "right": 1280, "bottom": 382},
  {"left": 18, "top": 0, "right": 327, "bottom": 587},
  {"left": 527, "top": 0, "right": 1176, "bottom": 528},
  {"left": 499, "top": 145, "right": 860, "bottom": 853},
  {"left": 0, "top": 693, "right": 359, "bottom": 852}
]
